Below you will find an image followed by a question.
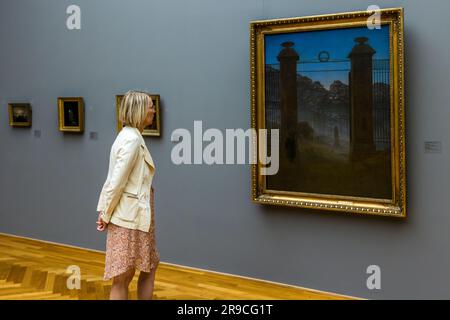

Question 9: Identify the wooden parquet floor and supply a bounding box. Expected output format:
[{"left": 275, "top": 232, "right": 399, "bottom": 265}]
[{"left": 0, "top": 233, "right": 356, "bottom": 300}]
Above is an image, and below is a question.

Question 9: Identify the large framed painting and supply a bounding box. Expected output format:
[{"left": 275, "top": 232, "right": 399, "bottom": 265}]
[
  {"left": 8, "top": 103, "right": 32, "bottom": 127},
  {"left": 250, "top": 8, "right": 406, "bottom": 218},
  {"left": 116, "top": 94, "right": 161, "bottom": 137},
  {"left": 58, "top": 97, "right": 84, "bottom": 133}
]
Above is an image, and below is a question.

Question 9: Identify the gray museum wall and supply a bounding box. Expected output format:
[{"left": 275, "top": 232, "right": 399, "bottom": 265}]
[{"left": 0, "top": 0, "right": 449, "bottom": 299}]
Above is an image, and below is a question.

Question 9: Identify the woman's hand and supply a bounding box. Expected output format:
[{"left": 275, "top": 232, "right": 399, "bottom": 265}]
[{"left": 96, "top": 212, "right": 108, "bottom": 232}]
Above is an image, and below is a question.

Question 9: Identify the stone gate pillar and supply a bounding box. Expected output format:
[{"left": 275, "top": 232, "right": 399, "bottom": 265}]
[
  {"left": 348, "top": 37, "right": 376, "bottom": 160},
  {"left": 277, "top": 41, "right": 299, "bottom": 163}
]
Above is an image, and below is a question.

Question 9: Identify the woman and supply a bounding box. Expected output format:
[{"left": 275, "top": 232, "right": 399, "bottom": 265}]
[{"left": 96, "top": 90, "right": 160, "bottom": 300}]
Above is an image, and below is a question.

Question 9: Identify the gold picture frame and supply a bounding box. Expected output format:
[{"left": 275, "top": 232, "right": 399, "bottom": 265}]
[
  {"left": 250, "top": 8, "right": 406, "bottom": 218},
  {"left": 58, "top": 97, "right": 84, "bottom": 133},
  {"left": 116, "top": 94, "right": 161, "bottom": 137},
  {"left": 8, "top": 103, "right": 32, "bottom": 127}
]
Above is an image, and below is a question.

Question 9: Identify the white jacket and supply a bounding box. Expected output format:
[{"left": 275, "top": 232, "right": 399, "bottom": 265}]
[{"left": 97, "top": 126, "right": 155, "bottom": 232}]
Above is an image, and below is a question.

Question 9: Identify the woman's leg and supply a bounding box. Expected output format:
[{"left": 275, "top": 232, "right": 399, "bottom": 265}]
[
  {"left": 110, "top": 268, "right": 136, "bottom": 300},
  {"left": 137, "top": 266, "right": 158, "bottom": 300}
]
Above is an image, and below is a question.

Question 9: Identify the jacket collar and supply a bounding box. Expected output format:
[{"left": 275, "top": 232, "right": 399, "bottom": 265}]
[
  {"left": 123, "top": 126, "right": 145, "bottom": 147},
  {"left": 123, "top": 126, "right": 155, "bottom": 170}
]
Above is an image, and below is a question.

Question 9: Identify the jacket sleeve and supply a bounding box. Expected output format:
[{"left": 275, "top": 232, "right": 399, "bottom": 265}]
[
  {"left": 96, "top": 181, "right": 107, "bottom": 213},
  {"left": 100, "top": 137, "right": 141, "bottom": 223}
]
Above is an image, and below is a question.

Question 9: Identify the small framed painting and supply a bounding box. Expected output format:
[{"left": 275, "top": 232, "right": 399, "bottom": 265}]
[
  {"left": 8, "top": 103, "right": 32, "bottom": 127},
  {"left": 116, "top": 94, "right": 161, "bottom": 137},
  {"left": 58, "top": 97, "right": 84, "bottom": 133}
]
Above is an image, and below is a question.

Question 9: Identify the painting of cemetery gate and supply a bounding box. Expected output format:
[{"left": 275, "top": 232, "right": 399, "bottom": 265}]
[{"left": 265, "top": 25, "right": 392, "bottom": 199}]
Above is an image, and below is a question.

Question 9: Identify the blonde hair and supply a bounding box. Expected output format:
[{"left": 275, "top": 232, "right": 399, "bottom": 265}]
[{"left": 119, "top": 90, "right": 152, "bottom": 128}]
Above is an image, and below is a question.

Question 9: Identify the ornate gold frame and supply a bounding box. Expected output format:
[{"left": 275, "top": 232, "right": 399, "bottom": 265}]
[
  {"left": 250, "top": 8, "right": 406, "bottom": 218},
  {"left": 57, "top": 97, "right": 84, "bottom": 133},
  {"left": 8, "top": 103, "right": 32, "bottom": 127},
  {"left": 116, "top": 94, "right": 161, "bottom": 137}
]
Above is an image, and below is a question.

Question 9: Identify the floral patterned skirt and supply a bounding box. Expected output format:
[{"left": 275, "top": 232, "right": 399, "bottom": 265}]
[{"left": 104, "top": 207, "right": 160, "bottom": 281}]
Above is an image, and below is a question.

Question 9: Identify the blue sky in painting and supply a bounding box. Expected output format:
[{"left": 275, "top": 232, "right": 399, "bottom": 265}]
[{"left": 265, "top": 25, "right": 390, "bottom": 89}]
